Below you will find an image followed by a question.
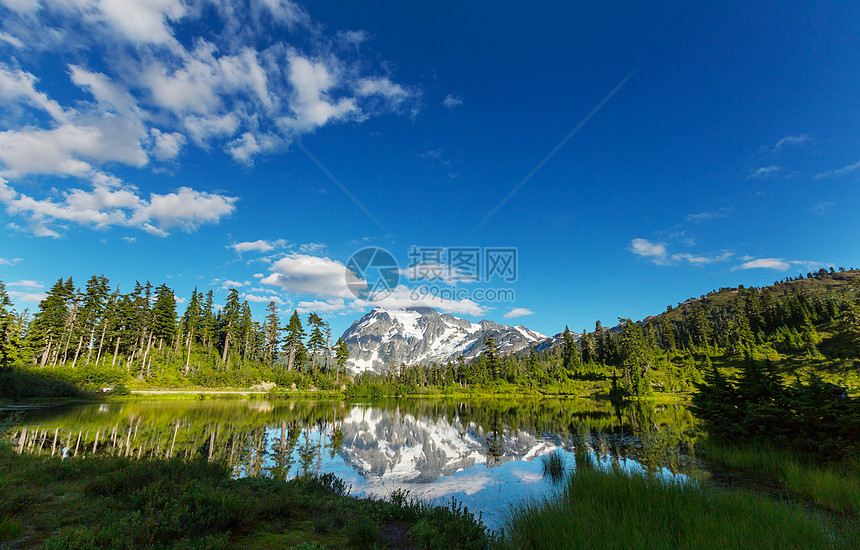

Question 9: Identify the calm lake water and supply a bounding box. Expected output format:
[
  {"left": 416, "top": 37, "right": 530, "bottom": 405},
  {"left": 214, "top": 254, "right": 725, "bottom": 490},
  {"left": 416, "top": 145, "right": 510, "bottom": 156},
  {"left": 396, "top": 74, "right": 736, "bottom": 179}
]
[{"left": 7, "top": 398, "right": 705, "bottom": 528}]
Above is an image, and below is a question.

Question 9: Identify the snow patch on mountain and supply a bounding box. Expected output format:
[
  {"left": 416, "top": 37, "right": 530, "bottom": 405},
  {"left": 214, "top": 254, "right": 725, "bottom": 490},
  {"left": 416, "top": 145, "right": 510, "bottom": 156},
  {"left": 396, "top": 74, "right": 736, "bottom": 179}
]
[{"left": 341, "top": 306, "right": 549, "bottom": 373}]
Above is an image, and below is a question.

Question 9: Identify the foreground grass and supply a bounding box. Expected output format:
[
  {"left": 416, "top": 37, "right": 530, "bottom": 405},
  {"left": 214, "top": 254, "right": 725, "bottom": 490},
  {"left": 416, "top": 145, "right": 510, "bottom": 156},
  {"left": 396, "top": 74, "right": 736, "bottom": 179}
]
[
  {"left": 0, "top": 446, "right": 491, "bottom": 549},
  {"left": 500, "top": 463, "right": 858, "bottom": 549},
  {"left": 705, "top": 440, "right": 860, "bottom": 518}
]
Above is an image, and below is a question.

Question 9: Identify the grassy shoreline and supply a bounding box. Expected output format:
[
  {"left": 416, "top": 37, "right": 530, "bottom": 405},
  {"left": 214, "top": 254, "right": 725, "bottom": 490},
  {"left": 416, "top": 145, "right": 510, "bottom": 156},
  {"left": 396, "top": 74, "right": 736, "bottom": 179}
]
[{"left": 0, "top": 445, "right": 492, "bottom": 549}]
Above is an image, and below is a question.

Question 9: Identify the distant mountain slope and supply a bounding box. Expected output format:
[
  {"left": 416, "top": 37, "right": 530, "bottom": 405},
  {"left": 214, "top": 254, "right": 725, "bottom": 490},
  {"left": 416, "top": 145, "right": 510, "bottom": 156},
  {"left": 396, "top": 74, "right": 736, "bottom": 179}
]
[{"left": 341, "top": 307, "right": 547, "bottom": 373}]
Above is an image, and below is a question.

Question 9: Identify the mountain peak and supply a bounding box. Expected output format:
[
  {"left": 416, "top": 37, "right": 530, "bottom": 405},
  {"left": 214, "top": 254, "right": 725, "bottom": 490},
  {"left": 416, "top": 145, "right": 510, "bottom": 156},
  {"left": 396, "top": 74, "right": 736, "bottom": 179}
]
[{"left": 342, "top": 306, "right": 549, "bottom": 373}]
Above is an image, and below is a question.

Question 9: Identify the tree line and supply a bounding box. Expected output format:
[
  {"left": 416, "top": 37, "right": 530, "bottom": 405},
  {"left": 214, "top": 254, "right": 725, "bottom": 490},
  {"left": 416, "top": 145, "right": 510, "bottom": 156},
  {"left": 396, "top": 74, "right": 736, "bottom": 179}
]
[
  {"left": 0, "top": 274, "right": 349, "bottom": 390},
  {"left": 351, "top": 269, "right": 860, "bottom": 397}
]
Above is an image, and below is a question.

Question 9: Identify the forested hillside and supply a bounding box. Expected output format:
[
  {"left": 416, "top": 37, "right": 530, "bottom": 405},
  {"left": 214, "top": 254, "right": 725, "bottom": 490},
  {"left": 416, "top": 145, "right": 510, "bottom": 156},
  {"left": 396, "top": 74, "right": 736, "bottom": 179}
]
[
  {"left": 352, "top": 268, "right": 860, "bottom": 397},
  {"left": 1, "top": 268, "right": 859, "bottom": 398},
  {"left": 0, "top": 275, "right": 349, "bottom": 396}
]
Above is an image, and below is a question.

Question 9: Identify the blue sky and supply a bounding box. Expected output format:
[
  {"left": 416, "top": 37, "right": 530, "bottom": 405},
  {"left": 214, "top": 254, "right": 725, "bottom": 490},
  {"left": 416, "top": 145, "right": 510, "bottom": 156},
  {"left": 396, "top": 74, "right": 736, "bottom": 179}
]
[{"left": 0, "top": 0, "right": 858, "bottom": 338}]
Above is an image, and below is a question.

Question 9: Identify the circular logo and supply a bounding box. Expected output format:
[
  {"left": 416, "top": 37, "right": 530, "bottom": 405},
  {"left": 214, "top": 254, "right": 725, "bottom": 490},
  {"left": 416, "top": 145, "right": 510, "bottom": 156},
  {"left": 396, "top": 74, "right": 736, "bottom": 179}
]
[{"left": 345, "top": 247, "right": 400, "bottom": 299}]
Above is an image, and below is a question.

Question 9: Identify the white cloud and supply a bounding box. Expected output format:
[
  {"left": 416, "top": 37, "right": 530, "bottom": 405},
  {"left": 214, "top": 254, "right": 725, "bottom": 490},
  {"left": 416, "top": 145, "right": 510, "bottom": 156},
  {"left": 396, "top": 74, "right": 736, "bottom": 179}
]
[
  {"left": 816, "top": 158, "right": 860, "bottom": 180},
  {"left": 150, "top": 129, "right": 186, "bottom": 160},
  {"left": 70, "top": 0, "right": 187, "bottom": 46},
  {"left": 503, "top": 307, "right": 533, "bottom": 319},
  {"left": 7, "top": 290, "right": 46, "bottom": 303},
  {"left": 296, "top": 298, "right": 345, "bottom": 314},
  {"left": 0, "top": 257, "right": 22, "bottom": 265},
  {"left": 0, "top": 178, "right": 236, "bottom": 237},
  {"left": 686, "top": 209, "right": 730, "bottom": 222},
  {"left": 262, "top": 253, "right": 361, "bottom": 298},
  {"left": 352, "top": 284, "right": 486, "bottom": 317},
  {"left": 749, "top": 166, "right": 781, "bottom": 178},
  {"left": 0, "top": 0, "right": 421, "bottom": 235},
  {"left": 736, "top": 258, "right": 790, "bottom": 270},
  {"left": 284, "top": 53, "right": 358, "bottom": 131},
  {"left": 442, "top": 93, "right": 463, "bottom": 109},
  {"left": 230, "top": 239, "right": 286, "bottom": 254},
  {"left": 258, "top": 0, "right": 310, "bottom": 27},
  {"left": 122, "top": 236, "right": 136, "bottom": 243},
  {"left": 630, "top": 238, "right": 732, "bottom": 267},
  {"left": 243, "top": 293, "right": 285, "bottom": 305},
  {"left": 253, "top": 273, "right": 264, "bottom": 278},
  {"left": 0, "top": 62, "right": 68, "bottom": 122},
  {"left": 771, "top": 133, "right": 809, "bottom": 153},
  {"left": 630, "top": 238, "right": 668, "bottom": 265},
  {"left": 670, "top": 252, "right": 733, "bottom": 266},
  {"left": 6, "top": 279, "right": 41, "bottom": 288},
  {"left": 221, "top": 279, "right": 249, "bottom": 289},
  {"left": 0, "top": 0, "right": 40, "bottom": 15},
  {"left": 298, "top": 242, "right": 326, "bottom": 254},
  {"left": 735, "top": 257, "right": 830, "bottom": 271},
  {"left": 0, "top": 31, "right": 23, "bottom": 48}
]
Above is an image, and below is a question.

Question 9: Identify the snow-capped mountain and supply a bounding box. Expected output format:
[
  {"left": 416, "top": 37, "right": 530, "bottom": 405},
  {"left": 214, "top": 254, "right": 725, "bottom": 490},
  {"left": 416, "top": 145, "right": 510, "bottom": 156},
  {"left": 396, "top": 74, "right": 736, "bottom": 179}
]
[
  {"left": 341, "top": 306, "right": 549, "bottom": 373},
  {"left": 338, "top": 407, "right": 560, "bottom": 488}
]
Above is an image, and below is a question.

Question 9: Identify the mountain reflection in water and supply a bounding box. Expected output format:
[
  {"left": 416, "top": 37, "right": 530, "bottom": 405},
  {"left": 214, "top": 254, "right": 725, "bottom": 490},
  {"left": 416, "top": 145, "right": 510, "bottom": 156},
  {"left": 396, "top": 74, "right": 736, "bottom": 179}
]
[{"left": 7, "top": 398, "right": 704, "bottom": 528}]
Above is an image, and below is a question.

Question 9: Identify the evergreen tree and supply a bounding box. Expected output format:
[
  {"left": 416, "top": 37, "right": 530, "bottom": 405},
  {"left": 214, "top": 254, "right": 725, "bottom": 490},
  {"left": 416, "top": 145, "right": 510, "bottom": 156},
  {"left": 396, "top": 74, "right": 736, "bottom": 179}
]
[
  {"left": 619, "top": 318, "right": 649, "bottom": 395},
  {"left": 264, "top": 301, "right": 280, "bottom": 366},
  {"left": 594, "top": 320, "right": 605, "bottom": 363},
  {"left": 151, "top": 283, "right": 177, "bottom": 348},
  {"left": 306, "top": 313, "right": 326, "bottom": 373},
  {"left": 561, "top": 326, "right": 576, "bottom": 371},
  {"left": 220, "top": 289, "right": 242, "bottom": 366},
  {"left": 0, "top": 277, "right": 14, "bottom": 367},
  {"left": 282, "top": 310, "right": 306, "bottom": 371},
  {"left": 334, "top": 337, "right": 349, "bottom": 383},
  {"left": 483, "top": 334, "right": 501, "bottom": 380}
]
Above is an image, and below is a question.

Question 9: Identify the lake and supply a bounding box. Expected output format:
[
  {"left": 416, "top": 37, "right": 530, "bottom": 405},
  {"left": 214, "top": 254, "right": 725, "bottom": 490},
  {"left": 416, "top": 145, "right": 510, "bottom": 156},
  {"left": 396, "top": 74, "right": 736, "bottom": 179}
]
[{"left": 6, "top": 397, "right": 704, "bottom": 528}]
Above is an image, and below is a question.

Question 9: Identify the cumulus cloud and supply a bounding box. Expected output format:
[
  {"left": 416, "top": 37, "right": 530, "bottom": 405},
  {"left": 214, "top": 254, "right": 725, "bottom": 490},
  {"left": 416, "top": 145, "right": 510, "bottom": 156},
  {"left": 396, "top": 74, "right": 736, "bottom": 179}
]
[
  {"left": 630, "top": 238, "right": 669, "bottom": 265},
  {"left": 7, "top": 290, "right": 46, "bottom": 303},
  {"left": 442, "top": 93, "right": 463, "bottom": 109},
  {"left": 0, "top": 177, "right": 237, "bottom": 237},
  {"left": 6, "top": 279, "right": 41, "bottom": 288},
  {"left": 0, "top": 0, "right": 420, "bottom": 235},
  {"left": 352, "top": 284, "right": 486, "bottom": 317},
  {"left": 243, "top": 293, "right": 285, "bottom": 305},
  {"left": 298, "top": 242, "right": 326, "bottom": 254},
  {"left": 630, "top": 238, "right": 733, "bottom": 267},
  {"left": 229, "top": 239, "right": 287, "bottom": 254},
  {"left": 503, "top": 307, "right": 533, "bottom": 319},
  {"left": 296, "top": 298, "right": 345, "bottom": 314},
  {"left": 262, "top": 253, "right": 362, "bottom": 298},
  {"left": 734, "top": 257, "right": 830, "bottom": 271}
]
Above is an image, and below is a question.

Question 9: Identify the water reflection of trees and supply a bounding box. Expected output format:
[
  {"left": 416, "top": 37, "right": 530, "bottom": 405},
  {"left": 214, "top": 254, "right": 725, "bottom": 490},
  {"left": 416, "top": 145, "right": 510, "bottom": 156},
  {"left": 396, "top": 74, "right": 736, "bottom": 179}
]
[{"left": 8, "top": 398, "right": 701, "bottom": 478}]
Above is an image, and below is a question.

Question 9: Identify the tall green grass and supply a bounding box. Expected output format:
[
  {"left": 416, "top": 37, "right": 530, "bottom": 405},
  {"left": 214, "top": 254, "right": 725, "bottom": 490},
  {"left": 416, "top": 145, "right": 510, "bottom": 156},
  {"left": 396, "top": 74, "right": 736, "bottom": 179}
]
[
  {"left": 540, "top": 451, "right": 568, "bottom": 484},
  {"left": 706, "top": 441, "right": 860, "bottom": 517},
  {"left": 500, "top": 466, "right": 857, "bottom": 549}
]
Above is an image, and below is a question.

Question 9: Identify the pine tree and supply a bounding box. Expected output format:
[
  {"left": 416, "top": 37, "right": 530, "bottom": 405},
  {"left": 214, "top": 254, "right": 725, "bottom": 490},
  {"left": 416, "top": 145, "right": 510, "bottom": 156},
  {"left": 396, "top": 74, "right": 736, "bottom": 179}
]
[
  {"left": 334, "top": 337, "right": 349, "bottom": 383},
  {"left": 619, "top": 318, "right": 649, "bottom": 395},
  {"left": 483, "top": 334, "right": 501, "bottom": 379},
  {"left": 306, "top": 313, "right": 326, "bottom": 373},
  {"left": 220, "top": 289, "right": 242, "bottom": 367},
  {"left": 594, "top": 320, "right": 605, "bottom": 363},
  {"left": 151, "top": 283, "right": 177, "bottom": 349},
  {"left": 561, "top": 326, "right": 576, "bottom": 371},
  {"left": 264, "top": 301, "right": 280, "bottom": 366},
  {"left": 282, "top": 310, "right": 305, "bottom": 372},
  {"left": 0, "top": 277, "right": 14, "bottom": 367}
]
